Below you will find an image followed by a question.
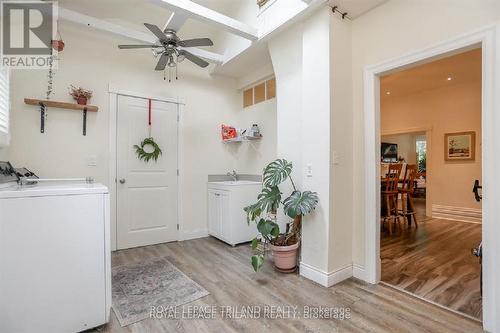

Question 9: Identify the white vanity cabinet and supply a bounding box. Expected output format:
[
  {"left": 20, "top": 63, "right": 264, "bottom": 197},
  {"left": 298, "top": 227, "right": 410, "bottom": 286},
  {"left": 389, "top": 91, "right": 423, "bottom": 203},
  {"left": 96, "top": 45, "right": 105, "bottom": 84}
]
[{"left": 207, "top": 181, "right": 261, "bottom": 246}]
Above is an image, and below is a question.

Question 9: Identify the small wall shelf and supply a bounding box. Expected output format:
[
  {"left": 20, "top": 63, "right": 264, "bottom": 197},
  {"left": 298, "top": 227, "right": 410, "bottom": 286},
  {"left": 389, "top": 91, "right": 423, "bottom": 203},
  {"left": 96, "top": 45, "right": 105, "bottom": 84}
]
[
  {"left": 24, "top": 98, "right": 98, "bottom": 135},
  {"left": 223, "top": 135, "right": 262, "bottom": 143}
]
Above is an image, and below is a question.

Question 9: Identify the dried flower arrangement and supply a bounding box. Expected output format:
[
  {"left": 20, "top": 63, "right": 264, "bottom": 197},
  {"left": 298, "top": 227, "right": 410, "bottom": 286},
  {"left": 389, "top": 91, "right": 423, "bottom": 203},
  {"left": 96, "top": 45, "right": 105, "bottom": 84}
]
[{"left": 69, "top": 85, "right": 93, "bottom": 105}]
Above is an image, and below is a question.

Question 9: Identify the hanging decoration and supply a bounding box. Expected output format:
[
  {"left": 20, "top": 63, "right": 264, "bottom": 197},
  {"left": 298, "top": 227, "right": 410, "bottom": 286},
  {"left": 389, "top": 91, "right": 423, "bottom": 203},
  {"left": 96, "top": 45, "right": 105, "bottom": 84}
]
[
  {"left": 46, "top": 27, "right": 64, "bottom": 100},
  {"left": 134, "top": 99, "right": 162, "bottom": 162}
]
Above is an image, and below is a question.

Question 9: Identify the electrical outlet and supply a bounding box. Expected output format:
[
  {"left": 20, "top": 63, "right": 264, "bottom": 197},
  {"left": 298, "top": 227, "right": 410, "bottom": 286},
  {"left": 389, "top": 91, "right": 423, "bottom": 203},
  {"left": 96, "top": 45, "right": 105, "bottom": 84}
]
[{"left": 86, "top": 155, "right": 97, "bottom": 167}]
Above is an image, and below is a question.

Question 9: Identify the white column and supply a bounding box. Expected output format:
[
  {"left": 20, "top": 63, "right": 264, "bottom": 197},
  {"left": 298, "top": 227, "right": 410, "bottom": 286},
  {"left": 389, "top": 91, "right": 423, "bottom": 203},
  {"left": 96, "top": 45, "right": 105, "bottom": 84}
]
[{"left": 268, "top": 8, "right": 354, "bottom": 286}]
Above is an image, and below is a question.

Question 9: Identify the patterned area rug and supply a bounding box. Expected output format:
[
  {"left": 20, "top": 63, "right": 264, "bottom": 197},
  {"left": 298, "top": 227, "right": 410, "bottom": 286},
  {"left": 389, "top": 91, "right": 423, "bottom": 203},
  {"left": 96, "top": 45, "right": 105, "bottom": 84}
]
[{"left": 112, "top": 257, "right": 209, "bottom": 326}]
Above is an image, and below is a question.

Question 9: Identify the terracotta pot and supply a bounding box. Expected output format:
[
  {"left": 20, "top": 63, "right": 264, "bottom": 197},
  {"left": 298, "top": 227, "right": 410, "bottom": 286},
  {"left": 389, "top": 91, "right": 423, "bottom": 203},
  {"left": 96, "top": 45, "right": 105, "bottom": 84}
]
[
  {"left": 76, "top": 96, "right": 88, "bottom": 105},
  {"left": 270, "top": 241, "right": 300, "bottom": 273},
  {"left": 51, "top": 40, "right": 65, "bottom": 52}
]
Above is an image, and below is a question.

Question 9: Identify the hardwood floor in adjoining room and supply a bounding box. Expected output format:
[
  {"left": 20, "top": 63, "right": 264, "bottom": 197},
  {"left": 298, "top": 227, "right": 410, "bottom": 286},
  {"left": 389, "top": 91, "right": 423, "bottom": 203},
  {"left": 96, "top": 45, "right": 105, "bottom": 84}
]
[
  {"left": 91, "top": 236, "right": 482, "bottom": 333},
  {"left": 381, "top": 198, "right": 482, "bottom": 320}
]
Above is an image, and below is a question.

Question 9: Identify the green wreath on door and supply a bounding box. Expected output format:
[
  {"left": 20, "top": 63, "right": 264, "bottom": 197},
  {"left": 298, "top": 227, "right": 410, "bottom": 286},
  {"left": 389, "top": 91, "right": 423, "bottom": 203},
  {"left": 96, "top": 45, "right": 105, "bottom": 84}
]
[{"left": 134, "top": 137, "right": 162, "bottom": 162}]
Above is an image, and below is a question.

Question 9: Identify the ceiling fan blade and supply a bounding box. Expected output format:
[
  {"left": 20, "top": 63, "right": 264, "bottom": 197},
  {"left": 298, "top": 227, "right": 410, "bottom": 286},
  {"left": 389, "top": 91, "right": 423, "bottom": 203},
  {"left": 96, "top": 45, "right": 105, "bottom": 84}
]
[
  {"left": 155, "top": 53, "right": 168, "bottom": 71},
  {"left": 118, "top": 44, "right": 158, "bottom": 49},
  {"left": 180, "top": 50, "right": 209, "bottom": 68},
  {"left": 144, "top": 23, "right": 168, "bottom": 43},
  {"left": 178, "top": 38, "right": 214, "bottom": 48}
]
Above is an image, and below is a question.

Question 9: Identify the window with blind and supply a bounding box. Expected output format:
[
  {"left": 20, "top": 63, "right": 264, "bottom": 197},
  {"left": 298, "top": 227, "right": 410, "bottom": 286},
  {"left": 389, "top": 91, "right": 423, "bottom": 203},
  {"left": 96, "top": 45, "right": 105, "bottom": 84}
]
[{"left": 0, "top": 67, "right": 9, "bottom": 146}]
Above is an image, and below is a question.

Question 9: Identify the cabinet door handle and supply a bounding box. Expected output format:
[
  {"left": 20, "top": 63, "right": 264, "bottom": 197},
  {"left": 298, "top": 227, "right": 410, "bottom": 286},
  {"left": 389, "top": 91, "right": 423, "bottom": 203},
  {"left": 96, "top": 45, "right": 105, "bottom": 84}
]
[{"left": 214, "top": 193, "right": 220, "bottom": 196}]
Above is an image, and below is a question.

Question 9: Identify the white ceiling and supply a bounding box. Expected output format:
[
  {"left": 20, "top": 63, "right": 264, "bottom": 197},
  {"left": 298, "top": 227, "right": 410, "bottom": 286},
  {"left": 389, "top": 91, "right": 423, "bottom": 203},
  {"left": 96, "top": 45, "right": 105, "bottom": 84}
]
[
  {"left": 57, "top": 0, "right": 391, "bottom": 79},
  {"left": 57, "top": 0, "right": 233, "bottom": 45},
  {"left": 381, "top": 48, "right": 482, "bottom": 99}
]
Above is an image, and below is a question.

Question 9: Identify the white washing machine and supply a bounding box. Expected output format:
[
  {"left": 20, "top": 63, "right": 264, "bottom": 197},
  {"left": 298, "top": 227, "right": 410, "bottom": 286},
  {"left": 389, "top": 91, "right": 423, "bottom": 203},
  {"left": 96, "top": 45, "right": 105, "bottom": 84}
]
[{"left": 0, "top": 162, "right": 111, "bottom": 333}]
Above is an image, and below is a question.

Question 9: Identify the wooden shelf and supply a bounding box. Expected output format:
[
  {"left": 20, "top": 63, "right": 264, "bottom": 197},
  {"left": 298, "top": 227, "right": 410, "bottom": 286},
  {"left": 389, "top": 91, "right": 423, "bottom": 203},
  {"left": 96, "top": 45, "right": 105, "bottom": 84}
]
[{"left": 24, "top": 98, "right": 98, "bottom": 112}]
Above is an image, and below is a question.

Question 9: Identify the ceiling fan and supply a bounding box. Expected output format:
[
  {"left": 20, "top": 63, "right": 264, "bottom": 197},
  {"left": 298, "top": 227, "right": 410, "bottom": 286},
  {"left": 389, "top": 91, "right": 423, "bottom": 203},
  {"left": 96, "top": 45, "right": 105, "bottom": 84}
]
[{"left": 118, "top": 23, "right": 214, "bottom": 72}]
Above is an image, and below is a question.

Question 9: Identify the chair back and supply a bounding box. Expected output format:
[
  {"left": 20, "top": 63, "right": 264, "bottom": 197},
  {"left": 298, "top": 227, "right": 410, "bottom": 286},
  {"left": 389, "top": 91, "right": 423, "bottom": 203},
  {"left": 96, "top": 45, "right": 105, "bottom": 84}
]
[
  {"left": 383, "top": 164, "right": 402, "bottom": 192},
  {"left": 401, "top": 164, "right": 418, "bottom": 192}
]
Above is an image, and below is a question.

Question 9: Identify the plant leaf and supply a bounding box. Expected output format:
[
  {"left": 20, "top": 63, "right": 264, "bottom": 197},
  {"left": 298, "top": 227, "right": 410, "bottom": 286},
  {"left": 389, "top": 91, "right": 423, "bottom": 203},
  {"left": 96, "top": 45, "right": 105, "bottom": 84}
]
[
  {"left": 251, "top": 237, "right": 259, "bottom": 250},
  {"left": 283, "top": 191, "right": 319, "bottom": 218},
  {"left": 251, "top": 255, "right": 264, "bottom": 272},
  {"left": 257, "top": 219, "right": 278, "bottom": 237},
  {"left": 243, "top": 203, "right": 262, "bottom": 223},
  {"left": 257, "top": 186, "right": 282, "bottom": 213},
  {"left": 263, "top": 159, "right": 292, "bottom": 187}
]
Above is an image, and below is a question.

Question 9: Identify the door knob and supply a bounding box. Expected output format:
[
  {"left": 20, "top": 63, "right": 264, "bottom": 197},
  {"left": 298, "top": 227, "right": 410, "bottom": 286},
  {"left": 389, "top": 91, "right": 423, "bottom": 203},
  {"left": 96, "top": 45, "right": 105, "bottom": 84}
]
[{"left": 119, "top": 179, "right": 126, "bottom": 184}]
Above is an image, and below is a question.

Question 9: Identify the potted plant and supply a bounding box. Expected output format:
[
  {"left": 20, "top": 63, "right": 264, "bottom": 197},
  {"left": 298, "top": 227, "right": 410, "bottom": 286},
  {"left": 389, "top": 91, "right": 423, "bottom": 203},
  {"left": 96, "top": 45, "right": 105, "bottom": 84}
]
[
  {"left": 244, "top": 159, "right": 319, "bottom": 272},
  {"left": 69, "top": 85, "right": 93, "bottom": 105}
]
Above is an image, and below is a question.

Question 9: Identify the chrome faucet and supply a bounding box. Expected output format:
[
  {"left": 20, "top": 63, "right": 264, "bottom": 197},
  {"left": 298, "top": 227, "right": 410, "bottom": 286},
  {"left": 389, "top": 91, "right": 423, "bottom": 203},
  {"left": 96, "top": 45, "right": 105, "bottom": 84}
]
[{"left": 227, "top": 170, "right": 238, "bottom": 181}]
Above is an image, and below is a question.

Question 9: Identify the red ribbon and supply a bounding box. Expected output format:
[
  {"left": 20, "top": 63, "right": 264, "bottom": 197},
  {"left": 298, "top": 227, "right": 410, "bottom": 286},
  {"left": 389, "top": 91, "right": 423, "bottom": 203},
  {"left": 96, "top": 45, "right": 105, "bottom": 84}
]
[{"left": 148, "top": 99, "right": 152, "bottom": 126}]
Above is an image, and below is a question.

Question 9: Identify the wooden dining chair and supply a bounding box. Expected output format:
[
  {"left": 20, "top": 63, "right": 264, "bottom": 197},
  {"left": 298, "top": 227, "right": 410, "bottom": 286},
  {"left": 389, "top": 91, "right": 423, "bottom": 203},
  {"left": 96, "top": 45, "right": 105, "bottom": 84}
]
[
  {"left": 399, "top": 164, "right": 418, "bottom": 228},
  {"left": 382, "top": 163, "right": 402, "bottom": 235}
]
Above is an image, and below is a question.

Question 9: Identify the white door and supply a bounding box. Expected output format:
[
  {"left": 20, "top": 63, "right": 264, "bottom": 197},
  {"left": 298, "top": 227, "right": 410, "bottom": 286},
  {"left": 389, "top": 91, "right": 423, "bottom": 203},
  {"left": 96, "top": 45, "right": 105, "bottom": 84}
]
[
  {"left": 117, "top": 95, "right": 178, "bottom": 249},
  {"left": 219, "top": 192, "right": 231, "bottom": 241}
]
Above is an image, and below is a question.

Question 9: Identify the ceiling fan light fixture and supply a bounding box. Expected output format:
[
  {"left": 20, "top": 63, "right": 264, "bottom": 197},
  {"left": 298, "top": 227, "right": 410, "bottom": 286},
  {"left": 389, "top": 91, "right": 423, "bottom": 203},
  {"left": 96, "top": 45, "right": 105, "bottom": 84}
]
[
  {"left": 177, "top": 54, "right": 186, "bottom": 62},
  {"left": 168, "top": 55, "right": 176, "bottom": 67}
]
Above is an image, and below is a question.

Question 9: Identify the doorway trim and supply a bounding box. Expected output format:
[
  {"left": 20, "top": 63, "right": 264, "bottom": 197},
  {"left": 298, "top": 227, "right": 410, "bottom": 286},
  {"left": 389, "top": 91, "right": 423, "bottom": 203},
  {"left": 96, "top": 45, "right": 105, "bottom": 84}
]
[
  {"left": 363, "top": 24, "right": 499, "bottom": 332},
  {"left": 108, "top": 85, "right": 185, "bottom": 251}
]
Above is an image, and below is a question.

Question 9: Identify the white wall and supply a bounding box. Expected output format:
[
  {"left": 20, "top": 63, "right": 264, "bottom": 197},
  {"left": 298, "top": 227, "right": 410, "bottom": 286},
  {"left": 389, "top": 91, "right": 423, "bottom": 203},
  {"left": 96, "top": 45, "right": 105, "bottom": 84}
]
[
  {"left": 328, "top": 12, "right": 353, "bottom": 273},
  {"left": 5, "top": 21, "right": 276, "bottom": 241},
  {"left": 232, "top": 98, "right": 277, "bottom": 174},
  {"left": 301, "top": 8, "right": 331, "bottom": 272},
  {"left": 0, "top": 148, "right": 7, "bottom": 160}
]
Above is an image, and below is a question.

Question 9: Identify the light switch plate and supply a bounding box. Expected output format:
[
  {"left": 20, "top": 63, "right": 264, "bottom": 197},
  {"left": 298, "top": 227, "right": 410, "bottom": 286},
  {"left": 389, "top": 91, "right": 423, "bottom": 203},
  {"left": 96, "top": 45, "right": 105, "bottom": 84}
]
[
  {"left": 306, "top": 163, "right": 313, "bottom": 177},
  {"left": 333, "top": 151, "right": 340, "bottom": 165}
]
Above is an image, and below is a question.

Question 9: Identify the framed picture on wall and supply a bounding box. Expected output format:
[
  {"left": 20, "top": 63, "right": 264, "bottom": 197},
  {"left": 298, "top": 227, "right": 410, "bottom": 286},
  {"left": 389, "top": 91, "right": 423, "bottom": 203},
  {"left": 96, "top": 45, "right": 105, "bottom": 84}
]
[{"left": 444, "top": 131, "right": 476, "bottom": 161}]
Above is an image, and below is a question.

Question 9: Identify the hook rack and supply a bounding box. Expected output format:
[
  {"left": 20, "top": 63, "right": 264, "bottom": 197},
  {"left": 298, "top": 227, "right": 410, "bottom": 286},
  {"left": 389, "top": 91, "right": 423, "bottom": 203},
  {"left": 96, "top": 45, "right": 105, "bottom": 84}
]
[{"left": 24, "top": 98, "right": 98, "bottom": 136}]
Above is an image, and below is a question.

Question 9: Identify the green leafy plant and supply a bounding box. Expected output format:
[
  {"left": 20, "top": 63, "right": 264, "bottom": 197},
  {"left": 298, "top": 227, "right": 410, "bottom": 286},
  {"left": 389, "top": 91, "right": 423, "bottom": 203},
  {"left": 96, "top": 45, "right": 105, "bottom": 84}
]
[
  {"left": 134, "top": 137, "right": 162, "bottom": 162},
  {"left": 244, "top": 159, "right": 319, "bottom": 272}
]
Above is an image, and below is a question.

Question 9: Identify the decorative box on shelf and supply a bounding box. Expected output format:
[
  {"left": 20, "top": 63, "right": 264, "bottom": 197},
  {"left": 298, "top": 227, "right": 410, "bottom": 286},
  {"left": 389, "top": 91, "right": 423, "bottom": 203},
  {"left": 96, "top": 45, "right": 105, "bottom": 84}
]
[{"left": 221, "top": 123, "right": 262, "bottom": 143}]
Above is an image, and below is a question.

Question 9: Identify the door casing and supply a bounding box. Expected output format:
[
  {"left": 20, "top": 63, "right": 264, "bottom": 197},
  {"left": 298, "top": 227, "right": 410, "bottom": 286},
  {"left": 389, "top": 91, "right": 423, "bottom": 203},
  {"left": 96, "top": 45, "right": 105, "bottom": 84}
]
[{"left": 362, "top": 24, "right": 499, "bottom": 332}]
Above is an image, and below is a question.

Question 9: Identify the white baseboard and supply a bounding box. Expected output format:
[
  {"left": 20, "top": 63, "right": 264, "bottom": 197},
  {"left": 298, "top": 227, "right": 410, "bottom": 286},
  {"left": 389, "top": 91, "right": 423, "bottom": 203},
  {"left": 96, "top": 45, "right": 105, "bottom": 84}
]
[
  {"left": 299, "top": 262, "right": 353, "bottom": 287},
  {"left": 432, "top": 204, "right": 482, "bottom": 224},
  {"left": 352, "top": 263, "right": 366, "bottom": 280},
  {"left": 180, "top": 229, "right": 208, "bottom": 241}
]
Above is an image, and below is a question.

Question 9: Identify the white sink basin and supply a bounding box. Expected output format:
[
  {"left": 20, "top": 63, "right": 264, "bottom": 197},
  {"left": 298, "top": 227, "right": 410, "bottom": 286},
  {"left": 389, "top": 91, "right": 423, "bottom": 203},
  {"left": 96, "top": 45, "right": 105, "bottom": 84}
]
[{"left": 208, "top": 180, "right": 261, "bottom": 186}]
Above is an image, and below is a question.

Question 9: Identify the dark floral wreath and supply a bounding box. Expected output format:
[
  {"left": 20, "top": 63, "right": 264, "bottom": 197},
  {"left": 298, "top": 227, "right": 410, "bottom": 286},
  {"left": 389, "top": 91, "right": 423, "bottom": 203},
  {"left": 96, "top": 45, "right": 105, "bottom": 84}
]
[{"left": 134, "top": 137, "right": 162, "bottom": 162}]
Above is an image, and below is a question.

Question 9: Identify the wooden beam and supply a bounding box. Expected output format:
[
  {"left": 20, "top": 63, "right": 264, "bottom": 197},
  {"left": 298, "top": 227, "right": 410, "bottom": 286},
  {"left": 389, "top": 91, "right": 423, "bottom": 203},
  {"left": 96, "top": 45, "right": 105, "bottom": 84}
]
[
  {"left": 150, "top": 0, "right": 259, "bottom": 40},
  {"left": 24, "top": 99, "right": 99, "bottom": 112},
  {"left": 57, "top": 6, "right": 224, "bottom": 64}
]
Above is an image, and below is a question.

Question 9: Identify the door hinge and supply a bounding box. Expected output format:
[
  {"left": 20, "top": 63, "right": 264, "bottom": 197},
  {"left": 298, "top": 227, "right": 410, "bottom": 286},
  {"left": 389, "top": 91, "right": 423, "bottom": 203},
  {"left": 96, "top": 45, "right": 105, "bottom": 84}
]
[
  {"left": 177, "top": 224, "right": 179, "bottom": 230},
  {"left": 177, "top": 169, "right": 179, "bottom": 176},
  {"left": 177, "top": 113, "right": 180, "bottom": 122}
]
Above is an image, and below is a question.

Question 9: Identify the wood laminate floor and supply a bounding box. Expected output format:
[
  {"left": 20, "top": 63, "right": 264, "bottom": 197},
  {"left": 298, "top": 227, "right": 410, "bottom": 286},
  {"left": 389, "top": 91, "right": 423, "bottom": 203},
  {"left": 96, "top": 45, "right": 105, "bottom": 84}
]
[
  {"left": 91, "top": 235, "right": 482, "bottom": 333},
  {"left": 381, "top": 198, "right": 482, "bottom": 320}
]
